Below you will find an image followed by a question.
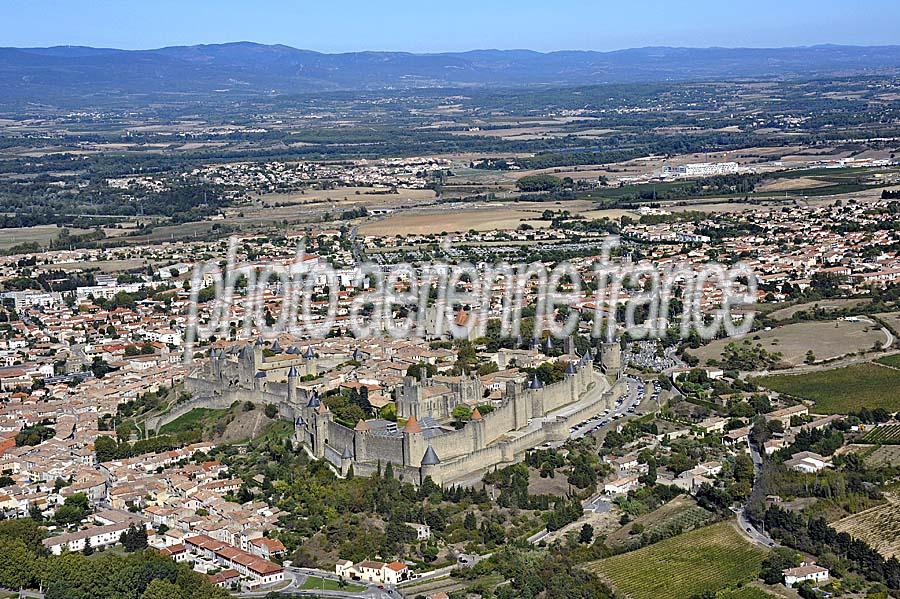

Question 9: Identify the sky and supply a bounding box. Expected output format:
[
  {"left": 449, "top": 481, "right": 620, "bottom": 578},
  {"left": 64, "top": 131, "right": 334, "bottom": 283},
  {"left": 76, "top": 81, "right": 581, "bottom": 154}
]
[{"left": 2, "top": 0, "right": 899, "bottom": 53}]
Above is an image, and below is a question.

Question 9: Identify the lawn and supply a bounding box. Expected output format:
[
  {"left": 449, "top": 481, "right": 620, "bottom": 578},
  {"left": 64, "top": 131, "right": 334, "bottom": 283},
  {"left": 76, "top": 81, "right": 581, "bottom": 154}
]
[
  {"left": 586, "top": 522, "right": 767, "bottom": 599},
  {"left": 752, "top": 363, "right": 900, "bottom": 414},
  {"left": 299, "top": 575, "right": 364, "bottom": 592},
  {"left": 159, "top": 408, "right": 228, "bottom": 435}
]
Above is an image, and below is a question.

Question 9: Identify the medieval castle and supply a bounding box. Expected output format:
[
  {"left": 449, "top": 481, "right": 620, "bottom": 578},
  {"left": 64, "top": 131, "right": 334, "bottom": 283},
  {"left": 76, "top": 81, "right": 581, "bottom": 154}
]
[{"left": 167, "top": 338, "right": 625, "bottom": 486}]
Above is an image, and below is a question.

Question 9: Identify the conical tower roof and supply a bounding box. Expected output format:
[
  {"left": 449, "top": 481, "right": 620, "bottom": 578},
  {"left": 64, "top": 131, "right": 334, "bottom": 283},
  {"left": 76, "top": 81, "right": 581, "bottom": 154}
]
[
  {"left": 421, "top": 445, "right": 441, "bottom": 466},
  {"left": 404, "top": 415, "right": 422, "bottom": 434}
]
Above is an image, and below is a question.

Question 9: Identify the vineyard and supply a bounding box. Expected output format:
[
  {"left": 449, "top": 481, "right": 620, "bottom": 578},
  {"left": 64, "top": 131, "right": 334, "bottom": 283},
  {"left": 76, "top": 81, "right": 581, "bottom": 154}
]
[
  {"left": 606, "top": 496, "right": 716, "bottom": 550},
  {"left": 588, "top": 522, "right": 768, "bottom": 599},
  {"left": 863, "top": 424, "right": 900, "bottom": 445},
  {"left": 832, "top": 494, "right": 900, "bottom": 559},
  {"left": 752, "top": 363, "right": 900, "bottom": 413},
  {"left": 865, "top": 445, "right": 900, "bottom": 468},
  {"left": 718, "top": 588, "right": 779, "bottom": 599}
]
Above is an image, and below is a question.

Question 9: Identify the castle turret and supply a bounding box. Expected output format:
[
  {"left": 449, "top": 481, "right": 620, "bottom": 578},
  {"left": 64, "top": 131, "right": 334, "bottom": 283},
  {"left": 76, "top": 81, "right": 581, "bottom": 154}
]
[
  {"left": 420, "top": 445, "right": 442, "bottom": 486},
  {"left": 470, "top": 406, "right": 485, "bottom": 450},
  {"left": 253, "top": 370, "right": 266, "bottom": 392},
  {"left": 287, "top": 365, "right": 299, "bottom": 404},
  {"left": 303, "top": 345, "right": 318, "bottom": 377},
  {"left": 402, "top": 415, "right": 426, "bottom": 467},
  {"left": 601, "top": 341, "right": 622, "bottom": 378},
  {"left": 353, "top": 419, "right": 370, "bottom": 462},
  {"left": 253, "top": 337, "right": 264, "bottom": 368},
  {"left": 340, "top": 445, "right": 353, "bottom": 477}
]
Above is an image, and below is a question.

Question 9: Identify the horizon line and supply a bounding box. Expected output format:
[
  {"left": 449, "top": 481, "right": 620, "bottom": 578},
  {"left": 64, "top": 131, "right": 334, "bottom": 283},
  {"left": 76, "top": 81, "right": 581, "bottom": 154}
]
[{"left": 5, "top": 40, "right": 900, "bottom": 55}]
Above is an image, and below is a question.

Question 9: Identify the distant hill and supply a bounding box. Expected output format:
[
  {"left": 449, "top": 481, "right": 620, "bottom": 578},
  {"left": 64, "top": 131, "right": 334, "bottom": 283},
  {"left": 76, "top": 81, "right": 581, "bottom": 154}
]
[{"left": 2, "top": 42, "right": 900, "bottom": 104}]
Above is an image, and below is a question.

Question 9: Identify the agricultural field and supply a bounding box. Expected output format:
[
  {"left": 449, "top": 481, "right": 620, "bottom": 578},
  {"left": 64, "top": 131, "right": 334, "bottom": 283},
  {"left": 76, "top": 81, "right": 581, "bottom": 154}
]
[
  {"left": 587, "top": 522, "right": 767, "bottom": 599},
  {"left": 158, "top": 407, "right": 229, "bottom": 435},
  {"left": 832, "top": 494, "right": 900, "bottom": 559},
  {"left": 766, "top": 298, "right": 869, "bottom": 321},
  {"left": 717, "top": 588, "right": 780, "bottom": 599},
  {"left": 604, "top": 495, "right": 715, "bottom": 549},
  {"left": 864, "top": 445, "right": 900, "bottom": 468},
  {"left": 694, "top": 319, "right": 884, "bottom": 367},
  {"left": 875, "top": 353, "right": 900, "bottom": 369},
  {"left": 863, "top": 424, "right": 900, "bottom": 445},
  {"left": 359, "top": 206, "right": 552, "bottom": 235},
  {"left": 0, "top": 224, "right": 93, "bottom": 251},
  {"left": 752, "top": 363, "right": 900, "bottom": 413}
]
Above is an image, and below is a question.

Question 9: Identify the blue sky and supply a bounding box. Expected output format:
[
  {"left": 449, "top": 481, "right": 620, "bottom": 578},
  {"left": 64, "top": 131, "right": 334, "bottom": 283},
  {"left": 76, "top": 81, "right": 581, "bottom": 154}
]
[{"left": 2, "top": 0, "right": 899, "bottom": 52}]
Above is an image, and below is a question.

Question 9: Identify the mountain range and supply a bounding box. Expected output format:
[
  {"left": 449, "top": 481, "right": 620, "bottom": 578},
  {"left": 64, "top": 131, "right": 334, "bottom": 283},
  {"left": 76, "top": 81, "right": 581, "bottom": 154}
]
[{"left": 2, "top": 42, "right": 900, "bottom": 103}]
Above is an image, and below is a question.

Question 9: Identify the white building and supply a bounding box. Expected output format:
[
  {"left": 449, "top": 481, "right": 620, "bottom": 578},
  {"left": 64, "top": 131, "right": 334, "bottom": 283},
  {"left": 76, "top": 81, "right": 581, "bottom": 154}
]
[{"left": 783, "top": 563, "right": 829, "bottom": 587}]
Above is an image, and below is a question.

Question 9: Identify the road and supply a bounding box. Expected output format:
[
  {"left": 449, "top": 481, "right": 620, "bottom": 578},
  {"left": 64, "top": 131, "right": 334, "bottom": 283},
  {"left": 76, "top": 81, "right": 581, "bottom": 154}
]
[
  {"left": 734, "top": 438, "right": 778, "bottom": 548},
  {"left": 240, "top": 567, "right": 394, "bottom": 599}
]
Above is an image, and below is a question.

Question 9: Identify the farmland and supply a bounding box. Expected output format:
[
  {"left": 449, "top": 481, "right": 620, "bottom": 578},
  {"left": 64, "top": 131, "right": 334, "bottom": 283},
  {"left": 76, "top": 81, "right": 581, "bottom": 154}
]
[
  {"left": 604, "top": 495, "right": 715, "bottom": 550},
  {"left": 864, "top": 445, "right": 900, "bottom": 468},
  {"left": 752, "top": 363, "right": 900, "bottom": 413},
  {"left": 693, "top": 320, "right": 884, "bottom": 367},
  {"left": 718, "top": 588, "right": 780, "bottom": 599},
  {"left": 587, "top": 522, "right": 767, "bottom": 599},
  {"left": 832, "top": 494, "right": 900, "bottom": 559},
  {"left": 863, "top": 424, "right": 900, "bottom": 445},
  {"left": 875, "top": 354, "right": 900, "bottom": 369}
]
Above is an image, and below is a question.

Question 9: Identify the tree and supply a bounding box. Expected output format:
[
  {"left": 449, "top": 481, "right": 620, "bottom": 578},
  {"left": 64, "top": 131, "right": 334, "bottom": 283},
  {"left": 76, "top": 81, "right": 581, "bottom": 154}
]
[
  {"left": 142, "top": 579, "right": 185, "bottom": 599},
  {"left": 760, "top": 547, "right": 801, "bottom": 584},
  {"left": 578, "top": 523, "right": 594, "bottom": 544},
  {"left": 0, "top": 537, "right": 37, "bottom": 589},
  {"left": 95, "top": 435, "right": 119, "bottom": 462},
  {"left": 264, "top": 403, "right": 278, "bottom": 419},
  {"left": 733, "top": 453, "right": 755, "bottom": 483},
  {"left": 452, "top": 405, "right": 472, "bottom": 427},
  {"left": 82, "top": 536, "right": 94, "bottom": 555}
]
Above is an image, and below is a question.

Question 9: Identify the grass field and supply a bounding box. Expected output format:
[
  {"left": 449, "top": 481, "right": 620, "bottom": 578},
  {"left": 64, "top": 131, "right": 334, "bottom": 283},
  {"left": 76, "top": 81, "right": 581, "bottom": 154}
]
[
  {"left": 752, "top": 363, "right": 900, "bottom": 414},
  {"left": 586, "top": 522, "right": 767, "bottom": 599},
  {"left": 875, "top": 354, "right": 900, "bottom": 369},
  {"left": 694, "top": 320, "right": 883, "bottom": 367},
  {"left": 300, "top": 576, "right": 364, "bottom": 592},
  {"left": 159, "top": 408, "right": 229, "bottom": 435},
  {"left": 832, "top": 494, "right": 900, "bottom": 559}
]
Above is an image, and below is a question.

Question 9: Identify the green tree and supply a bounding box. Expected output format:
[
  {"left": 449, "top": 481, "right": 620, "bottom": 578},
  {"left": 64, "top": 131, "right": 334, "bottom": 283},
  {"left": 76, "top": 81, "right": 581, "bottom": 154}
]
[
  {"left": 578, "top": 523, "right": 594, "bottom": 544},
  {"left": 142, "top": 579, "right": 185, "bottom": 599}
]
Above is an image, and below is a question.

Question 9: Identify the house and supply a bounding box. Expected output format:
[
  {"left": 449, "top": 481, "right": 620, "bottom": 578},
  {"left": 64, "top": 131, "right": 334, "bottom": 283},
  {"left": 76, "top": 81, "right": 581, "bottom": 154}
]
[
  {"left": 182, "top": 535, "right": 284, "bottom": 588},
  {"left": 160, "top": 543, "right": 189, "bottom": 563},
  {"left": 698, "top": 416, "right": 727, "bottom": 435},
  {"left": 608, "top": 453, "right": 644, "bottom": 475},
  {"left": 785, "top": 451, "right": 828, "bottom": 473},
  {"left": 723, "top": 426, "right": 750, "bottom": 448},
  {"left": 404, "top": 522, "right": 431, "bottom": 541},
  {"left": 42, "top": 521, "right": 144, "bottom": 555},
  {"left": 335, "top": 559, "right": 413, "bottom": 585},
  {"left": 209, "top": 569, "right": 241, "bottom": 589},
  {"left": 603, "top": 476, "right": 640, "bottom": 496},
  {"left": 783, "top": 563, "right": 829, "bottom": 587},
  {"left": 249, "top": 536, "right": 286, "bottom": 560},
  {"left": 766, "top": 404, "right": 809, "bottom": 427}
]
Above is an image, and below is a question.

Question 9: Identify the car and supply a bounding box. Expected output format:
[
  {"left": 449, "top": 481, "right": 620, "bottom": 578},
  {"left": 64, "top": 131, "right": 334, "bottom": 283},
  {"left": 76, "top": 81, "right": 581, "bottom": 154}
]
[{"left": 746, "top": 527, "right": 752, "bottom": 533}]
